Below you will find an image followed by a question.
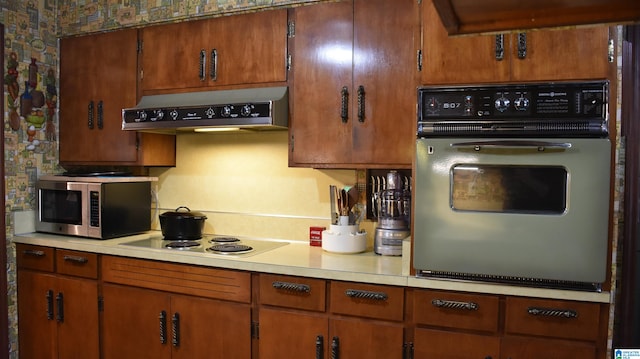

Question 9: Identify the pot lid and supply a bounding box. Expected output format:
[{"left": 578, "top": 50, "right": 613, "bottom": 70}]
[{"left": 160, "top": 206, "right": 207, "bottom": 220}]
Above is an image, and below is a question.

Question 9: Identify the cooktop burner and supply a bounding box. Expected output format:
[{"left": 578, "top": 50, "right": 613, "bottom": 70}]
[
  {"left": 121, "top": 234, "right": 288, "bottom": 258},
  {"left": 207, "top": 243, "right": 253, "bottom": 254}
]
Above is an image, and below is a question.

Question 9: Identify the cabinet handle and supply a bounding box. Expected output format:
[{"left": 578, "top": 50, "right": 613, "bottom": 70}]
[
  {"left": 357, "top": 85, "right": 365, "bottom": 123},
  {"left": 340, "top": 86, "right": 349, "bottom": 123},
  {"left": 331, "top": 336, "right": 339, "bottom": 359},
  {"left": 272, "top": 281, "right": 311, "bottom": 293},
  {"left": 172, "top": 312, "right": 180, "bottom": 347},
  {"left": 431, "top": 299, "right": 479, "bottom": 311},
  {"left": 97, "top": 100, "right": 104, "bottom": 129},
  {"left": 63, "top": 255, "right": 89, "bottom": 264},
  {"left": 211, "top": 49, "right": 218, "bottom": 81},
  {"left": 159, "top": 310, "right": 167, "bottom": 344},
  {"left": 495, "top": 34, "right": 505, "bottom": 61},
  {"left": 517, "top": 33, "right": 527, "bottom": 59},
  {"left": 23, "top": 249, "right": 45, "bottom": 257},
  {"left": 527, "top": 306, "right": 578, "bottom": 319},
  {"left": 56, "top": 292, "right": 64, "bottom": 322},
  {"left": 403, "top": 342, "right": 414, "bottom": 359},
  {"left": 88, "top": 100, "right": 94, "bottom": 129},
  {"left": 316, "top": 335, "right": 324, "bottom": 359},
  {"left": 345, "top": 289, "right": 388, "bottom": 301},
  {"left": 199, "top": 49, "right": 206, "bottom": 81},
  {"left": 46, "top": 290, "right": 54, "bottom": 320}
]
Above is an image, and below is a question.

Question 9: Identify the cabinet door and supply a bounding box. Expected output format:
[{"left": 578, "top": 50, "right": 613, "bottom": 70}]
[
  {"left": 210, "top": 10, "right": 288, "bottom": 87},
  {"left": 171, "top": 294, "right": 251, "bottom": 359},
  {"left": 413, "top": 328, "right": 500, "bottom": 359},
  {"left": 501, "top": 336, "right": 597, "bottom": 359},
  {"left": 351, "top": 0, "right": 416, "bottom": 166},
  {"left": 331, "top": 317, "right": 405, "bottom": 359},
  {"left": 56, "top": 276, "right": 99, "bottom": 359},
  {"left": 17, "top": 271, "right": 57, "bottom": 359},
  {"left": 421, "top": 0, "right": 510, "bottom": 85},
  {"left": 510, "top": 27, "right": 611, "bottom": 81},
  {"left": 289, "top": 0, "right": 353, "bottom": 166},
  {"left": 258, "top": 307, "right": 329, "bottom": 359},
  {"left": 102, "top": 284, "right": 172, "bottom": 359},
  {"left": 59, "top": 29, "right": 139, "bottom": 164}
]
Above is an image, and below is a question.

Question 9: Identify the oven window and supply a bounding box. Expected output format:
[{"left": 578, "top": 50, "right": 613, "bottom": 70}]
[
  {"left": 40, "top": 189, "right": 83, "bottom": 225},
  {"left": 451, "top": 165, "right": 567, "bottom": 214}
]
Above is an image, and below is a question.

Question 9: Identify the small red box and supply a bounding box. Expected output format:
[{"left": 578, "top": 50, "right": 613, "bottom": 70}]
[{"left": 309, "top": 226, "right": 325, "bottom": 246}]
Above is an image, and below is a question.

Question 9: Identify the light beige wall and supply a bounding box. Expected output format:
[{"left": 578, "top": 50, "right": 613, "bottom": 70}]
[{"left": 149, "top": 131, "right": 376, "bottom": 242}]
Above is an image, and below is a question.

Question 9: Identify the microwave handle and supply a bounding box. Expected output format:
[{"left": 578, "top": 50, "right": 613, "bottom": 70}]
[{"left": 450, "top": 140, "right": 572, "bottom": 151}]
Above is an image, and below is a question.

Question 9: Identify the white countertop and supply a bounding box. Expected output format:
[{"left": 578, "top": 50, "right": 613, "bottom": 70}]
[{"left": 12, "top": 231, "right": 612, "bottom": 303}]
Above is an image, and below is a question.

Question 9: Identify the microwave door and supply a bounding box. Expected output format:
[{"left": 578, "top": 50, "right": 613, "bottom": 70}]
[
  {"left": 413, "top": 137, "right": 611, "bottom": 285},
  {"left": 36, "top": 181, "right": 89, "bottom": 237}
]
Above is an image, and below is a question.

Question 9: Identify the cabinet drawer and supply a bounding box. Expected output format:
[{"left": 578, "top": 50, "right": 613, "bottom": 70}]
[
  {"left": 505, "top": 297, "right": 601, "bottom": 341},
  {"left": 259, "top": 274, "right": 326, "bottom": 312},
  {"left": 16, "top": 244, "right": 54, "bottom": 272},
  {"left": 102, "top": 256, "right": 251, "bottom": 303},
  {"left": 330, "top": 281, "right": 404, "bottom": 321},
  {"left": 56, "top": 249, "right": 98, "bottom": 279},
  {"left": 413, "top": 289, "right": 500, "bottom": 333}
]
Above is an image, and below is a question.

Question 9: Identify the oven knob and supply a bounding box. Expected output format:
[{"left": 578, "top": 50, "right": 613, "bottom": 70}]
[
  {"left": 494, "top": 96, "right": 511, "bottom": 112},
  {"left": 241, "top": 104, "right": 253, "bottom": 117},
  {"left": 426, "top": 97, "right": 440, "bottom": 114},
  {"left": 139, "top": 111, "right": 148, "bottom": 122},
  {"left": 205, "top": 107, "right": 216, "bottom": 118},
  {"left": 152, "top": 110, "right": 164, "bottom": 121},
  {"left": 221, "top": 106, "right": 232, "bottom": 117},
  {"left": 514, "top": 96, "right": 530, "bottom": 111},
  {"left": 170, "top": 109, "right": 179, "bottom": 120}
]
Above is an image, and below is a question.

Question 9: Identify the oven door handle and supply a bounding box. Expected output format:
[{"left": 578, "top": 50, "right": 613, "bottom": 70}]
[{"left": 450, "top": 140, "right": 572, "bottom": 151}]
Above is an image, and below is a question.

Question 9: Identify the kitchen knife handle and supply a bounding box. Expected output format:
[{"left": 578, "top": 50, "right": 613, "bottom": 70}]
[
  {"left": 172, "top": 312, "right": 180, "bottom": 347},
  {"left": 495, "top": 34, "right": 504, "bottom": 61},
  {"left": 46, "top": 290, "right": 54, "bottom": 320},
  {"left": 97, "top": 100, "right": 104, "bottom": 129},
  {"left": 316, "top": 335, "right": 324, "bottom": 359},
  {"left": 345, "top": 289, "right": 388, "bottom": 301},
  {"left": 331, "top": 336, "right": 339, "bottom": 359},
  {"left": 199, "top": 49, "right": 206, "bottom": 81},
  {"left": 88, "top": 100, "right": 94, "bottom": 129},
  {"left": 357, "top": 85, "right": 365, "bottom": 122},
  {"left": 211, "top": 49, "right": 218, "bottom": 81},
  {"left": 56, "top": 292, "right": 64, "bottom": 322},
  {"left": 340, "top": 86, "right": 349, "bottom": 123},
  {"left": 159, "top": 310, "right": 167, "bottom": 344},
  {"left": 527, "top": 306, "right": 578, "bottom": 319},
  {"left": 272, "top": 281, "right": 311, "bottom": 293},
  {"left": 517, "top": 32, "right": 527, "bottom": 59},
  {"left": 432, "top": 299, "right": 478, "bottom": 311},
  {"left": 63, "top": 255, "right": 89, "bottom": 264}
]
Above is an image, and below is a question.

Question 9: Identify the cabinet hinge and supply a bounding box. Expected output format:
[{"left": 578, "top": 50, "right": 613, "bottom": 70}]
[
  {"left": 137, "top": 39, "right": 143, "bottom": 53},
  {"left": 290, "top": 135, "right": 294, "bottom": 153},
  {"left": 417, "top": 49, "right": 423, "bottom": 72},
  {"left": 287, "top": 21, "right": 295, "bottom": 38},
  {"left": 608, "top": 38, "right": 615, "bottom": 63},
  {"left": 98, "top": 296, "right": 104, "bottom": 312},
  {"left": 287, "top": 54, "right": 292, "bottom": 71},
  {"left": 417, "top": 0, "right": 422, "bottom": 4},
  {"left": 251, "top": 321, "right": 259, "bottom": 339}
]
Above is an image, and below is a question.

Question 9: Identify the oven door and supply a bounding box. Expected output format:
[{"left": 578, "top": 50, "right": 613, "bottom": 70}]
[{"left": 413, "top": 137, "right": 611, "bottom": 287}]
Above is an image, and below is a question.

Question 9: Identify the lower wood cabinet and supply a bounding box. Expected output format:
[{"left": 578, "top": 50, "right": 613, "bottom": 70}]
[
  {"left": 16, "top": 244, "right": 99, "bottom": 359},
  {"left": 411, "top": 289, "right": 606, "bottom": 359},
  {"left": 257, "top": 274, "right": 407, "bottom": 358},
  {"left": 100, "top": 256, "right": 252, "bottom": 359}
]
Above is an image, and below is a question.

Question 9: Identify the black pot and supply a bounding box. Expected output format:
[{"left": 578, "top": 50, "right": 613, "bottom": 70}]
[{"left": 159, "top": 206, "right": 207, "bottom": 240}]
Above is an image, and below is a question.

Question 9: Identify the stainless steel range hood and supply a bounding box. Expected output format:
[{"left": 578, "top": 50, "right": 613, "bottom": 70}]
[{"left": 122, "top": 86, "right": 288, "bottom": 133}]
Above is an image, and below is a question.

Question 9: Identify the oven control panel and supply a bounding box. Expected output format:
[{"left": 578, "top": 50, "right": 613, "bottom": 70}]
[{"left": 418, "top": 81, "right": 609, "bottom": 138}]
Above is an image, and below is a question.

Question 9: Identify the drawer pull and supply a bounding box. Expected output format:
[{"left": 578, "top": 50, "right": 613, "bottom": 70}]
[
  {"left": 527, "top": 306, "right": 578, "bottom": 319},
  {"left": 272, "top": 281, "right": 311, "bottom": 293},
  {"left": 345, "top": 289, "right": 388, "bottom": 301},
  {"left": 23, "top": 249, "right": 45, "bottom": 257},
  {"left": 431, "top": 299, "right": 479, "bottom": 311},
  {"left": 63, "top": 255, "right": 89, "bottom": 264}
]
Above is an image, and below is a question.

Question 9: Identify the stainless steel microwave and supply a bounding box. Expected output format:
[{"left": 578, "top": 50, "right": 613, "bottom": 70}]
[{"left": 36, "top": 175, "right": 156, "bottom": 239}]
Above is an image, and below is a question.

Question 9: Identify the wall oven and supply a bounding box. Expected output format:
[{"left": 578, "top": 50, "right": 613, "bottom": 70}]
[{"left": 413, "top": 81, "right": 611, "bottom": 291}]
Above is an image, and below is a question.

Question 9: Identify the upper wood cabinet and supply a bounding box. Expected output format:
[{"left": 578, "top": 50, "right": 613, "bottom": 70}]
[
  {"left": 140, "top": 9, "right": 288, "bottom": 93},
  {"left": 59, "top": 29, "right": 176, "bottom": 166},
  {"left": 289, "top": 0, "right": 418, "bottom": 169},
  {"left": 421, "top": 0, "right": 613, "bottom": 85}
]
